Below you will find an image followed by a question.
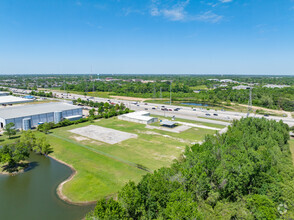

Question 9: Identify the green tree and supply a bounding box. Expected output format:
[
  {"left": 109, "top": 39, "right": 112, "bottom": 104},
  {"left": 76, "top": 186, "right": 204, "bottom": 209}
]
[
  {"left": 86, "top": 198, "right": 127, "bottom": 220},
  {"left": 34, "top": 137, "right": 53, "bottom": 156},
  {"left": 20, "top": 130, "right": 36, "bottom": 150},
  {"left": 0, "top": 143, "right": 30, "bottom": 172},
  {"left": 89, "top": 108, "right": 95, "bottom": 117},
  {"left": 4, "top": 122, "right": 17, "bottom": 139}
]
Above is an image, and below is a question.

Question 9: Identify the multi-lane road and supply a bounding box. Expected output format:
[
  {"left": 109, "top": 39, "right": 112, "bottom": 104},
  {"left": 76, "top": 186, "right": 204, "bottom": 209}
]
[{"left": 9, "top": 88, "right": 294, "bottom": 127}]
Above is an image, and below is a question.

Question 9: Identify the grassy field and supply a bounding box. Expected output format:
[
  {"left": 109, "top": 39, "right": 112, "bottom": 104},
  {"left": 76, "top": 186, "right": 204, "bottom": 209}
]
[
  {"left": 190, "top": 85, "right": 209, "bottom": 90},
  {"left": 32, "top": 117, "right": 216, "bottom": 202}
]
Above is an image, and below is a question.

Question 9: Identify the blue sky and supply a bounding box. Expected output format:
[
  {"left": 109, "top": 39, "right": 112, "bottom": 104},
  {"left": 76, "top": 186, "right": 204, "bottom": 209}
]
[{"left": 0, "top": 0, "right": 294, "bottom": 75}]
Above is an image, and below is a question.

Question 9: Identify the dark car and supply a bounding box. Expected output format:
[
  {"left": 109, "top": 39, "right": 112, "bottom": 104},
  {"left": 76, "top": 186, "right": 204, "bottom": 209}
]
[
  {"left": 264, "top": 114, "right": 269, "bottom": 117},
  {"left": 152, "top": 107, "right": 156, "bottom": 110},
  {"left": 206, "top": 113, "right": 211, "bottom": 116},
  {"left": 213, "top": 113, "right": 218, "bottom": 116}
]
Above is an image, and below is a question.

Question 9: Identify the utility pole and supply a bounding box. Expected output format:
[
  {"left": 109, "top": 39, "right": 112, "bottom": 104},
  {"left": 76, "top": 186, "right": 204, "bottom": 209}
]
[
  {"left": 169, "top": 81, "right": 172, "bottom": 106},
  {"left": 247, "top": 87, "right": 252, "bottom": 117}
]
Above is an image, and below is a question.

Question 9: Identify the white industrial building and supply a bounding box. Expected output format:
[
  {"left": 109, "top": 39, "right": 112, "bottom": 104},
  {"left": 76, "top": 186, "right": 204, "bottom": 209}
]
[
  {"left": 118, "top": 111, "right": 158, "bottom": 124},
  {"left": 0, "top": 91, "right": 10, "bottom": 96},
  {"left": 263, "top": 84, "right": 290, "bottom": 89},
  {"left": 232, "top": 85, "right": 251, "bottom": 90},
  {"left": 0, "top": 95, "right": 33, "bottom": 105},
  {"left": 0, "top": 91, "right": 34, "bottom": 105},
  {"left": 0, "top": 102, "right": 83, "bottom": 130}
]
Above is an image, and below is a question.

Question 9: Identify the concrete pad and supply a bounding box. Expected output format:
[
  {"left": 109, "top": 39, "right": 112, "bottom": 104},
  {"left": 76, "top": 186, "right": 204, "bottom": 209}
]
[
  {"left": 69, "top": 125, "right": 138, "bottom": 144},
  {"left": 146, "top": 125, "right": 191, "bottom": 133}
]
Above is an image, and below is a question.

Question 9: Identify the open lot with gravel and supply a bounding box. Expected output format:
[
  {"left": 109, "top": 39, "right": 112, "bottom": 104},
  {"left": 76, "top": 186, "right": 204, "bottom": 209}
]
[{"left": 70, "top": 125, "right": 138, "bottom": 144}]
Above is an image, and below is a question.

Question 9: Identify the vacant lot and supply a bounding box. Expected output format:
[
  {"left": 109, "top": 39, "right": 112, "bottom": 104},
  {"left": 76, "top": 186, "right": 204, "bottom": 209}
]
[
  {"left": 70, "top": 125, "right": 138, "bottom": 144},
  {"left": 35, "top": 117, "right": 217, "bottom": 202}
]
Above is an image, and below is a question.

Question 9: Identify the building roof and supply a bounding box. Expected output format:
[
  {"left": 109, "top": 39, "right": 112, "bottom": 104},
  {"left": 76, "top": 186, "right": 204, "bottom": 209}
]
[
  {"left": 0, "top": 91, "right": 10, "bottom": 95},
  {"left": 0, "top": 95, "right": 33, "bottom": 105},
  {"left": 0, "top": 102, "right": 82, "bottom": 120},
  {"left": 161, "top": 120, "right": 177, "bottom": 126}
]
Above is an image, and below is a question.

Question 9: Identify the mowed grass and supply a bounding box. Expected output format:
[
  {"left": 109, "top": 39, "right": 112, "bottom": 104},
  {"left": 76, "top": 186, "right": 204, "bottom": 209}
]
[{"left": 36, "top": 117, "right": 215, "bottom": 202}]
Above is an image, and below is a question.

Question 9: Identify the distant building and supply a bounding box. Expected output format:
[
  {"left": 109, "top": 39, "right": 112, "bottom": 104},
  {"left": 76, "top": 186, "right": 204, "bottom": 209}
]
[
  {"left": 141, "top": 80, "right": 155, "bottom": 83},
  {"left": 207, "top": 79, "right": 220, "bottom": 81},
  {"left": 232, "top": 85, "right": 251, "bottom": 90},
  {"left": 160, "top": 120, "right": 177, "bottom": 128},
  {"left": 0, "top": 102, "right": 83, "bottom": 130},
  {"left": 263, "top": 84, "right": 290, "bottom": 89},
  {"left": 118, "top": 111, "right": 158, "bottom": 124},
  {"left": 0, "top": 95, "right": 33, "bottom": 105},
  {"left": 220, "top": 79, "right": 239, "bottom": 83},
  {"left": 0, "top": 91, "right": 10, "bottom": 96},
  {"left": 131, "top": 79, "right": 143, "bottom": 82},
  {"left": 220, "top": 79, "right": 233, "bottom": 83}
]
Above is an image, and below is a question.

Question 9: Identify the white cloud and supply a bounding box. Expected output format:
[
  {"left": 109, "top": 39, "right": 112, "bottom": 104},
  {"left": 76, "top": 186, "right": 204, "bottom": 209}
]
[
  {"left": 161, "top": 7, "right": 186, "bottom": 21},
  {"left": 194, "top": 11, "right": 223, "bottom": 23},
  {"left": 149, "top": 0, "right": 191, "bottom": 21},
  {"left": 219, "top": 0, "right": 232, "bottom": 3},
  {"left": 149, "top": 0, "right": 223, "bottom": 23}
]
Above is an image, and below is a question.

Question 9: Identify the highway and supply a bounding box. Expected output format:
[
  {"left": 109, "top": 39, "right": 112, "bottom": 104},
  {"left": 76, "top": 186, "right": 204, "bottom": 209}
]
[{"left": 8, "top": 88, "right": 294, "bottom": 127}]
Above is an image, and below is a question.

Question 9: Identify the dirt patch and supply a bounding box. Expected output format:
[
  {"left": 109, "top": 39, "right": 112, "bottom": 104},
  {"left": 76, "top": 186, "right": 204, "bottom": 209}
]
[
  {"left": 135, "top": 129, "right": 161, "bottom": 135},
  {"left": 70, "top": 125, "right": 138, "bottom": 144},
  {"left": 162, "top": 134, "right": 189, "bottom": 143},
  {"left": 71, "top": 135, "right": 90, "bottom": 142}
]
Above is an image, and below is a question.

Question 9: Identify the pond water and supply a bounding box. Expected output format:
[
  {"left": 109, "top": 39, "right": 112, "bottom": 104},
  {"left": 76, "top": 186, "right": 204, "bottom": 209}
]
[
  {"left": 0, "top": 153, "right": 94, "bottom": 220},
  {"left": 181, "top": 102, "right": 210, "bottom": 107}
]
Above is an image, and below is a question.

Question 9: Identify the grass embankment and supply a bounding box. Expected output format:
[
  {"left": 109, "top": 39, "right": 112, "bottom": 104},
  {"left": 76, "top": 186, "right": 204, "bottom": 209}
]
[
  {"left": 43, "top": 88, "right": 111, "bottom": 98},
  {"left": 35, "top": 117, "right": 215, "bottom": 202}
]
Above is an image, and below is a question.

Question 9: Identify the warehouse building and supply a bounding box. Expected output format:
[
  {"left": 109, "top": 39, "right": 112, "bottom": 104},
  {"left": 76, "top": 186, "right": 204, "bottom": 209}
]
[
  {"left": 0, "top": 95, "right": 34, "bottom": 105},
  {"left": 118, "top": 111, "right": 158, "bottom": 124},
  {"left": 0, "top": 91, "right": 10, "bottom": 96},
  {"left": 0, "top": 102, "right": 83, "bottom": 130}
]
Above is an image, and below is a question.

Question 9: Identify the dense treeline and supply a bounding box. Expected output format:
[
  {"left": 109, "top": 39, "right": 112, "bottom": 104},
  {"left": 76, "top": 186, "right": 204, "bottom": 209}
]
[
  {"left": 64, "top": 81, "right": 192, "bottom": 94},
  {"left": 0, "top": 129, "right": 52, "bottom": 173},
  {"left": 30, "top": 90, "right": 53, "bottom": 98},
  {"left": 197, "top": 87, "right": 294, "bottom": 111},
  {"left": 86, "top": 118, "right": 294, "bottom": 219}
]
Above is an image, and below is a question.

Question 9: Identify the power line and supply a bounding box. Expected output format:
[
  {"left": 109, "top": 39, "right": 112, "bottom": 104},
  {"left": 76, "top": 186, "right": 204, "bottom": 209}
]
[{"left": 247, "top": 87, "right": 252, "bottom": 117}]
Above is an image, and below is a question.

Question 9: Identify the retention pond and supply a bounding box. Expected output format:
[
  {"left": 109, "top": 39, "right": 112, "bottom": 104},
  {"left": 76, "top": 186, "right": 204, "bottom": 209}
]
[{"left": 0, "top": 153, "right": 94, "bottom": 220}]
